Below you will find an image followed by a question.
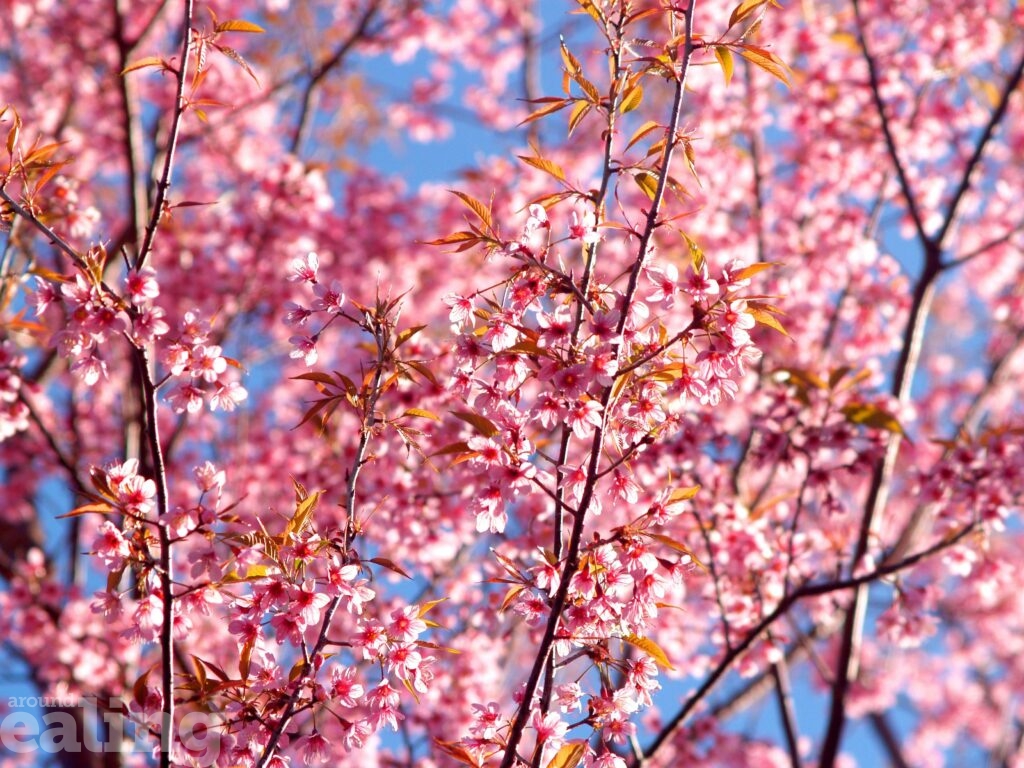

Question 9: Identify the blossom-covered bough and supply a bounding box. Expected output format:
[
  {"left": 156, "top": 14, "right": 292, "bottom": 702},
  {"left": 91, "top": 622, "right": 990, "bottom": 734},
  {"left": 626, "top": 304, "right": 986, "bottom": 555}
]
[{"left": 1, "top": 0, "right": 1023, "bottom": 767}]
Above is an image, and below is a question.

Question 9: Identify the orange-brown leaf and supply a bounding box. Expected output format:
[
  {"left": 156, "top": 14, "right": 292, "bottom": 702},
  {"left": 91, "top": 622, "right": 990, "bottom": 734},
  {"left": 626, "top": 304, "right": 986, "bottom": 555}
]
[
  {"left": 450, "top": 190, "right": 493, "bottom": 231},
  {"left": 518, "top": 154, "right": 567, "bottom": 183},
  {"left": 215, "top": 19, "right": 266, "bottom": 33},
  {"left": 622, "top": 634, "right": 676, "bottom": 670}
]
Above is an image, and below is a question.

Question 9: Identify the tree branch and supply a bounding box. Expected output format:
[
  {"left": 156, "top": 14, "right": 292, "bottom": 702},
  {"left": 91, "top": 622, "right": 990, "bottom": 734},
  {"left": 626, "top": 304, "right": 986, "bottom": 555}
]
[{"left": 135, "top": 0, "right": 194, "bottom": 271}]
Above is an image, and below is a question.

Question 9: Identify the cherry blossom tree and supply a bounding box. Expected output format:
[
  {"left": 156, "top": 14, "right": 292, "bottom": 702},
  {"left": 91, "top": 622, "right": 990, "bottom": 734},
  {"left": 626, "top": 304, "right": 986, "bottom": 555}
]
[{"left": 2, "top": 1, "right": 1023, "bottom": 767}]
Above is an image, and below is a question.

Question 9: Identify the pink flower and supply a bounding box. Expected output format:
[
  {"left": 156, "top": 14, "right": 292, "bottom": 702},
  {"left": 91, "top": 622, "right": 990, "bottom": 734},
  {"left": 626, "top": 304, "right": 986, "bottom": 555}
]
[
  {"left": 167, "top": 382, "right": 205, "bottom": 414},
  {"left": 125, "top": 267, "right": 160, "bottom": 303},
  {"left": 353, "top": 621, "right": 388, "bottom": 659},
  {"left": 71, "top": 354, "right": 107, "bottom": 386},
  {"left": 117, "top": 474, "right": 157, "bottom": 516},
  {"left": 443, "top": 293, "right": 475, "bottom": 328},
  {"left": 289, "top": 335, "right": 319, "bottom": 366},
  {"left": 483, "top": 312, "right": 518, "bottom": 352},
  {"left": 289, "top": 251, "right": 320, "bottom": 283},
  {"left": 132, "top": 306, "right": 170, "bottom": 343},
  {"left": 290, "top": 580, "right": 331, "bottom": 626},
  {"left": 33, "top": 277, "right": 60, "bottom": 315},
  {"left": 387, "top": 605, "right": 428, "bottom": 642},
  {"left": 190, "top": 344, "right": 228, "bottom": 382},
  {"left": 209, "top": 379, "right": 248, "bottom": 411},
  {"left": 718, "top": 300, "right": 756, "bottom": 345},
  {"left": 568, "top": 209, "right": 600, "bottom": 244},
  {"left": 566, "top": 399, "right": 603, "bottom": 438},
  {"left": 296, "top": 729, "right": 327, "bottom": 765},
  {"left": 472, "top": 485, "right": 507, "bottom": 533},
  {"left": 329, "top": 563, "right": 376, "bottom": 613},
  {"left": 92, "top": 521, "right": 130, "bottom": 569},
  {"left": 297, "top": 729, "right": 330, "bottom": 765},
  {"left": 531, "top": 711, "right": 568, "bottom": 752},
  {"left": 329, "top": 666, "right": 364, "bottom": 707},
  {"left": 312, "top": 279, "right": 346, "bottom": 313},
  {"left": 194, "top": 461, "right": 225, "bottom": 493},
  {"left": 555, "top": 682, "right": 583, "bottom": 712},
  {"left": 469, "top": 702, "right": 504, "bottom": 739},
  {"left": 133, "top": 593, "right": 163, "bottom": 641},
  {"left": 385, "top": 642, "right": 422, "bottom": 680},
  {"left": 683, "top": 263, "right": 719, "bottom": 302},
  {"left": 270, "top": 609, "right": 305, "bottom": 644}
]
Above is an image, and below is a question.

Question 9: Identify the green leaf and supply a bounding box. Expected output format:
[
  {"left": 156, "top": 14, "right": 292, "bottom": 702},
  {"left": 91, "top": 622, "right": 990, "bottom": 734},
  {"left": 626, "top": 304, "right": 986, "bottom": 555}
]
[
  {"left": 567, "top": 100, "right": 591, "bottom": 137},
  {"left": 284, "top": 488, "right": 320, "bottom": 540},
  {"left": 292, "top": 371, "right": 336, "bottom": 386},
  {"left": 396, "top": 324, "right": 426, "bottom": 347},
  {"left": 574, "top": 0, "right": 605, "bottom": 23},
  {"left": 745, "top": 301, "right": 790, "bottom": 337},
  {"left": 369, "top": 556, "right": 413, "bottom": 580},
  {"left": 417, "top": 598, "right": 448, "bottom": 617},
  {"left": 56, "top": 501, "right": 116, "bottom": 519},
  {"left": 731, "top": 261, "right": 779, "bottom": 281},
  {"left": 684, "top": 234, "right": 706, "bottom": 272},
  {"left": 520, "top": 97, "right": 572, "bottom": 126},
  {"left": 642, "top": 532, "right": 707, "bottom": 572}
]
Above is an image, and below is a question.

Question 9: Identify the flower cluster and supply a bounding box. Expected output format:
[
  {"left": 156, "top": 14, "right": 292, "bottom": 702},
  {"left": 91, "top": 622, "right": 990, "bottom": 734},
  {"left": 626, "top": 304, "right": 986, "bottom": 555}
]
[
  {"left": 283, "top": 251, "right": 348, "bottom": 366},
  {"left": 0, "top": 339, "right": 29, "bottom": 441},
  {"left": 162, "top": 309, "right": 248, "bottom": 413}
]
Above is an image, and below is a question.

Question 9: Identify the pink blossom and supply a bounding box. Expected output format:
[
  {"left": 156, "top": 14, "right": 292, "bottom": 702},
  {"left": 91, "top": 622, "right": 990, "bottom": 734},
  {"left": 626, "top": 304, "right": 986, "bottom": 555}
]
[
  {"left": 190, "top": 344, "right": 228, "bottom": 382},
  {"left": 92, "top": 521, "right": 130, "bottom": 569},
  {"left": 133, "top": 593, "right": 163, "bottom": 641},
  {"left": 566, "top": 399, "right": 603, "bottom": 438},
  {"left": 289, "top": 335, "right": 319, "bottom": 366},
  {"left": 443, "top": 293, "right": 475, "bottom": 328},
  {"left": 387, "top": 605, "right": 428, "bottom": 642},
  {"left": 568, "top": 209, "right": 600, "bottom": 244},
  {"left": 329, "top": 665, "right": 364, "bottom": 707},
  {"left": 117, "top": 474, "right": 156, "bottom": 516},
  {"left": 290, "top": 580, "right": 331, "bottom": 626},
  {"left": 531, "top": 711, "right": 568, "bottom": 753},
  {"left": 125, "top": 267, "right": 160, "bottom": 303},
  {"left": 683, "top": 262, "right": 720, "bottom": 301},
  {"left": 289, "top": 251, "right": 320, "bottom": 283},
  {"left": 311, "top": 279, "right": 345, "bottom": 313}
]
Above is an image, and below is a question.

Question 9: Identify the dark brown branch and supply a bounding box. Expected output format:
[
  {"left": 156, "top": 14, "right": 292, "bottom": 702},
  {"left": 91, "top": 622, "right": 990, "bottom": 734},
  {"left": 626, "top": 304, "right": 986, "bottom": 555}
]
[
  {"left": 772, "top": 658, "right": 803, "bottom": 768},
  {"left": 933, "top": 48, "right": 1024, "bottom": 253},
  {"left": 851, "top": 0, "right": 928, "bottom": 245},
  {"left": 868, "top": 712, "right": 911, "bottom": 768},
  {"left": 289, "top": 0, "right": 384, "bottom": 155},
  {"left": 112, "top": 0, "right": 148, "bottom": 251},
  {"left": 499, "top": 6, "right": 700, "bottom": 764},
  {"left": 635, "top": 523, "right": 977, "bottom": 766},
  {"left": 135, "top": 0, "right": 194, "bottom": 271}
]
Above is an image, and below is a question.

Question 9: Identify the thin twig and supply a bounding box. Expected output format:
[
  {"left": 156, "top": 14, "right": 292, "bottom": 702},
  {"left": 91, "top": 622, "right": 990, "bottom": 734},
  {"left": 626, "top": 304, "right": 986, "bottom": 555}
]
[
  {"left": 135, "top": 0, "right": 194, "bottom": 271},
  {"left": 499, "top": 6, "right": 700, "bottom": 764},
  {"left": 634, "top": 522, "right": 977, "bottom": 766}
]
